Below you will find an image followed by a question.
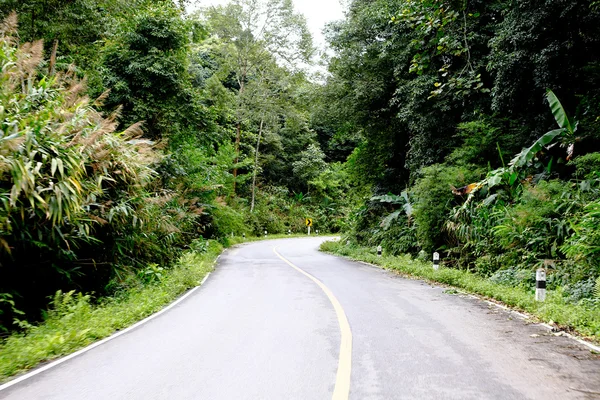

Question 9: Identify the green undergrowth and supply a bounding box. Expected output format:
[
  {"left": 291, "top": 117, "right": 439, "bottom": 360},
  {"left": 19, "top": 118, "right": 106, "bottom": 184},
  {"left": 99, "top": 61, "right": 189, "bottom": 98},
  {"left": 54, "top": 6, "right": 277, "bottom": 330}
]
[
  {"left": 321, "top": 240, "right": 600, "bottom": 343},
  {"left": 0, "top": 233, "right": 327, "bottom": 383},
  {"left": 0, "top": 244, "right": 221, "bottom": 383}
]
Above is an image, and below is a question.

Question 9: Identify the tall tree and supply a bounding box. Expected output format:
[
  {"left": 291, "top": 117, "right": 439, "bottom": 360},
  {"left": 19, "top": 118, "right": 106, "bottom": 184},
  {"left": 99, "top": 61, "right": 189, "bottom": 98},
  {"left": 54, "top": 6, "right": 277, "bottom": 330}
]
[{"left": 204, "top": 0, "right": 313, "bottom": 193}]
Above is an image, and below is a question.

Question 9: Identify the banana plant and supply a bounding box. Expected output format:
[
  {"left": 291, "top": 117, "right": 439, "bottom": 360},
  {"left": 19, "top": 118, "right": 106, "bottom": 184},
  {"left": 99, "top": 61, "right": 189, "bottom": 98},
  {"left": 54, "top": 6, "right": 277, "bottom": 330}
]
[
  {"left": 371, "top": 191, "right": 413, "bottom": 229},
  {"left": 457, "top": 90, "right": 578, "bottom": 208},
  {"left": 510, "top": 89, "right": 578, "bottom": 168}
]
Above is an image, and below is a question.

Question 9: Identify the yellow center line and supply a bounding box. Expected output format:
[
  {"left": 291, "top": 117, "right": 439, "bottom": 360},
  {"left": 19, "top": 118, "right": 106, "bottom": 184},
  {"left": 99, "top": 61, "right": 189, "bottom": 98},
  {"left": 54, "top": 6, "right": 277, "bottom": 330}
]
[{"left": 273, "top": 247, "right": 352, "bottom": 400}]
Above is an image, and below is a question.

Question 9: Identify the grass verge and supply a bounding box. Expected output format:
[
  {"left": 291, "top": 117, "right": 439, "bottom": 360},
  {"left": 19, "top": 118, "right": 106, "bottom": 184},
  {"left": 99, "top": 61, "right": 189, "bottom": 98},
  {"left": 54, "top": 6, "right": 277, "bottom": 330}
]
[
  {"left": 0, "top": 233, "right": 315, "bottom": 383},
  {"left": 320, "top": 240, "right": 600, "bottom": 343}
]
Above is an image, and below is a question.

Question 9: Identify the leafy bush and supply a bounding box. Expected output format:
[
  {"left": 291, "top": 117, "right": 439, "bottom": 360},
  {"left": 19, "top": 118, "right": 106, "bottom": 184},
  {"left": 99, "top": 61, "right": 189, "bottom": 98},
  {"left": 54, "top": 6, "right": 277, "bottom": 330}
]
[
  {"left": 493, "top": 181, "right": 580, "bottom": 268},
  {"left": 412, "top": 164, "right": 484, "bottom": 253},
  {"left": 489, "top": 267, "right": 534, "bottom": 289},
  {"left": 564, "top": 278, "right": 597, "bottom": 303},
  {"left": 0, "top": 14, "right": 202, "bottom": 328},
  {"left": 561, "top": 199, "right": 600, "bottom": 281},
  {"left": 570, "top": 152, "right": 600, "bottom": 180}
]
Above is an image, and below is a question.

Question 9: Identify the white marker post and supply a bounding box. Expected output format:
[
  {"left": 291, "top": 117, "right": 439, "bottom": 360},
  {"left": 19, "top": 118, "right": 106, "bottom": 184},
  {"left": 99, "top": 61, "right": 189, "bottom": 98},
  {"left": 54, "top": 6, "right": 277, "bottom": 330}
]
[
  {"left": 433, "top": 252, "right": 440, "bottom": 270},
  {"left": 377, "top": 245, "right": 382, "bottom": 257},
  {"left": 308, "top": 226, "right": 311, "bottom": 236},
  {"left": 264, "top": 230, "right": 267, "bottom": 238},
  {"left": 316, "top": 230, "right": 319, "bottom": 235},
  {"left": 536, "top": 268, "right": 546, "bottom": 302},
  {"left": 288, "top": 229, "right": 291, "bottom": 235}
]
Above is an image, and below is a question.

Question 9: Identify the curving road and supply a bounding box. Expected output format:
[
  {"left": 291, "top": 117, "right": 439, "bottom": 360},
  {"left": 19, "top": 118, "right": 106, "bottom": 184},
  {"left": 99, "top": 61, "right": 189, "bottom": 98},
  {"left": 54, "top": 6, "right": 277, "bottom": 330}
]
[{"left": 1, "top": 237, "right": 600, "bottom": 399}]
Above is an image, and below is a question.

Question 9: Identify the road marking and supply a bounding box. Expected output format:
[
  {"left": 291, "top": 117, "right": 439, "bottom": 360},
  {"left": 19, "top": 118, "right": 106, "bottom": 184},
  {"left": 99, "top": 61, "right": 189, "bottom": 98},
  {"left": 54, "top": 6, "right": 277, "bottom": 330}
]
[
  {"left": 0, "top": 274, "right": 212, "bottom": 392},
  {"left": 200, "top": 272, "right": 212, "bottom": 285},
  {"left": 273, "top": 247, "right": 352, "bottom": 400}
]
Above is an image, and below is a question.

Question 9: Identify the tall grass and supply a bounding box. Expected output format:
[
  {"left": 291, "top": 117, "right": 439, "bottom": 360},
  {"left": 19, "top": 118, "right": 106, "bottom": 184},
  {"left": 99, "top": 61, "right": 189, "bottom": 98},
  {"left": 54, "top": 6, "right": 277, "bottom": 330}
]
[{"left": 0, "top": 242, "right": 221, "bottom": 382}]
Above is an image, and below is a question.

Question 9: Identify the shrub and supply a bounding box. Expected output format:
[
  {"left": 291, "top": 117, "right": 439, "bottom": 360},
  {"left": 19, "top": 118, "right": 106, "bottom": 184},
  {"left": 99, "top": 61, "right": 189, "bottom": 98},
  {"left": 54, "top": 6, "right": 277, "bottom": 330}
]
[
  {"left": 0, "top": 14, "right": 195, "bottom": 327},
  {"left": 569, "top": 152, "right": 600, "bottom": 180},
  {"left": 412, "top": 164, "right": 484, "bottom": 253}
]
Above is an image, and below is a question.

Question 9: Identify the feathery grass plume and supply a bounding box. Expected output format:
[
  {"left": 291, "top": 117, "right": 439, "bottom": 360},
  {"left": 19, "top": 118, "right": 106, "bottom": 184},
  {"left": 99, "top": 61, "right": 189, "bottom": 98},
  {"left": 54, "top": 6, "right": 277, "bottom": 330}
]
[
  {"left": 121, "top": 121, "right": 145, "bottom": 139},
  {"left": 93, "top": 90, "right": 111, "bottom": 107},
  {"left": 82, "top": 119, "right": 119, "bottom": 147},
  {"left": 64, "top": 79, "right": 88, "bottom": 108},
  {"left": 17, "top": 40, "right": 44, "bottom": 76},
  {"left": 0, "top": 12, "right": 17, "bottom": 39},
  {"left": 107, "top": 105, "right": 123, "bottom": 122}
]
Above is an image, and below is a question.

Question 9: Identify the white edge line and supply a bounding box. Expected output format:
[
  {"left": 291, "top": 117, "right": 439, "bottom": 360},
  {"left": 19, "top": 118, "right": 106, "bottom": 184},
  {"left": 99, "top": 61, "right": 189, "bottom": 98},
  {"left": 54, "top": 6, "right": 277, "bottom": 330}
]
[
  {"left": 0, "top": 271, "right": 215, "bottom": 391},
  {"left": 200, "top": 272, "right": 211, "bottom": 286},
  {"left": 353, "top": 259, "right": 600, "bottom": 354}
]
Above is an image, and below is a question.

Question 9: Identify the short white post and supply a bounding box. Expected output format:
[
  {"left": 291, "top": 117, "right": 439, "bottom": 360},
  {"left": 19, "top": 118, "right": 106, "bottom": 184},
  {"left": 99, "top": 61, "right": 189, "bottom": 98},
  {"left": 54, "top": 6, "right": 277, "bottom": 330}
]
[
  {"left": 377, "top": 245, "right": 382, "bottom": 257},
  {"left": 264, "top": 230, "right": 267, "bottom": 238},
  {"left": 536, "top": 268, "right": 546, "bottom": 302},
  {"left": 316, "top": 229, "right": 319, "bottom": 235},
  {"left": 288, "top": 229, "right": 291, "bottom": 235},
  {"left": 308, "top": 226, "right": 311, "bottom": 236},
  {"left": 433, "top": 252, "right": 440, "bottom": 270}
]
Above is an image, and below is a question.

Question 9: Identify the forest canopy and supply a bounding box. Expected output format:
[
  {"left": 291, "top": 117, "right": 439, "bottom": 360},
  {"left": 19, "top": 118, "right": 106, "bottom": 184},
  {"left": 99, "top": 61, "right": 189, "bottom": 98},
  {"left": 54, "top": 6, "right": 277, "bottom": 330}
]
[{"left": 1, "top": 0, "right": 600, "bottom": 334}]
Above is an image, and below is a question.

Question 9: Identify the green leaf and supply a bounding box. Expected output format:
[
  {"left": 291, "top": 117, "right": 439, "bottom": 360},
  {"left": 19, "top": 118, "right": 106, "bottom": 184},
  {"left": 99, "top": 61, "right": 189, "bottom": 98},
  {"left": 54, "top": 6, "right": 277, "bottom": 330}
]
[
  {"left": 51, "top": 158, "right": 58, "bottom": 177},
  {"left": 380, "top": 210, "right": 402, "bottom": 230},
  {"left": 546, "top": 89, "right": 573, "bottom": 134},
  {"left": 509, "top": 129, "right": 565, "bottom": 168}
]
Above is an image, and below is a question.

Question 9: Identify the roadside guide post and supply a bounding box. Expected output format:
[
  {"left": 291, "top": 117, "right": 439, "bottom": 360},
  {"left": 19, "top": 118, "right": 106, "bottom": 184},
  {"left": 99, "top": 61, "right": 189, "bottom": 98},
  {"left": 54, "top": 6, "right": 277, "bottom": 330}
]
[
  {"left": 316, "top": 229, "right": 319, "bottom": 235},
  {"left": 433, "top": 252, "right": 440, "bottom": 270},
  {"left": 264, "top": 230, "right": 267, "bottom": 238},
  {"left": 377, "top": 245, "right": 382, "bottom": 257},
  {"left": 288, "top": 229, "right": 291, "bottom": 235},
  {"left": 536, "top": 268, "right": 547, "bottom": 302},
  {"left": 306, "top": 218, "right": 313, "bottom": 235}
]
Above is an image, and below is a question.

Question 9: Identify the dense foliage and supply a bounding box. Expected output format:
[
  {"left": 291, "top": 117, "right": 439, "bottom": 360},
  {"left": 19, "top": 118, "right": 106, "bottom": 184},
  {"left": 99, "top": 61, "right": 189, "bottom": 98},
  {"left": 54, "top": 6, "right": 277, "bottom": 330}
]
[
  {"left": 3, "top": 0, "right": 600, "bottom": 336},
  {"left": 319, "top": 0, "right": 600, "bottom": 310},
  {"left": 0, "top": 1, "right": 351, "bottom": 332}
]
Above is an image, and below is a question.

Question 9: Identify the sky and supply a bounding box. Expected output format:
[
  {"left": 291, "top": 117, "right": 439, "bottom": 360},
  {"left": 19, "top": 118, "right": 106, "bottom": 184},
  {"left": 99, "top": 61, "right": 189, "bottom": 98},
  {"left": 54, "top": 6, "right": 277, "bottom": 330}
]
[{"left": 189, "top": 0, "right": 346, "bottom": 49}]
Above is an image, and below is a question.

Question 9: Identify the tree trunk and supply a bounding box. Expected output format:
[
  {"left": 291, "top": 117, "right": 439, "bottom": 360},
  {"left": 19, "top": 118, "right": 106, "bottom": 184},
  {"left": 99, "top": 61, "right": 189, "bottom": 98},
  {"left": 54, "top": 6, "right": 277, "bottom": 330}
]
[
  {"left": 233, "top": 122, "right": 241, "bottom": 194},
  {"left": 232, "top": 78, "right": 245, "bottom": 195},
  {"left": 250, "top": 118, "right": 264, "bottom": 213}
]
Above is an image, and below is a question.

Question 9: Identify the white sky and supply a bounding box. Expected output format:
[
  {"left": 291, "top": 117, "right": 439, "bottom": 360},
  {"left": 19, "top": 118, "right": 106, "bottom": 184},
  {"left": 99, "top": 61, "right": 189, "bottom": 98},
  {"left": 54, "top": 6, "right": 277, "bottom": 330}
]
[{"left": 188, "top": 0, "right": 346, "bottom": 48}]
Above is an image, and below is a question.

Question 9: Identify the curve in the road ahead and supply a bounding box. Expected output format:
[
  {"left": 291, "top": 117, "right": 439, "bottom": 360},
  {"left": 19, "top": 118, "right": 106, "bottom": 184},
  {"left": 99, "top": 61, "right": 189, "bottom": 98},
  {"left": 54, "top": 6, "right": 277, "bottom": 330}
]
[{"left": 273, "top": 246, "right": 352, "bottom": 400}]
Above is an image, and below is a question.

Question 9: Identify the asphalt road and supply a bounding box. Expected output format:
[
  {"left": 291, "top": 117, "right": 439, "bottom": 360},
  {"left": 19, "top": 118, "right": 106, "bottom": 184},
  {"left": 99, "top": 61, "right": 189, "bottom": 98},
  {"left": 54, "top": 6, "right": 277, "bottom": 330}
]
[{"left": 2, "top": 237, "right": 600, "bottom": 400}]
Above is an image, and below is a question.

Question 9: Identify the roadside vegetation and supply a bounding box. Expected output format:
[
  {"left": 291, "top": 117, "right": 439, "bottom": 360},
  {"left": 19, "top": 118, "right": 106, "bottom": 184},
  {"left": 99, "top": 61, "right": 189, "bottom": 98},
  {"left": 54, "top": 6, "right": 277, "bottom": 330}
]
[
  {"left": 2, "top": 0, "right": 600, "bottom": 381},
  {"left": 321, "top": 240, "right": 600, "bottom": 342},
  {"left": 0, "top": 242, "right": 218, "bottom": 382},
  {"left": 0, "top": 0, "right": 351, "bottom": 380},
  {"left": 0, "top": 1, "right": 352, "bottom": 336},
  {"left": 316, "top": 0, "right": 600, "bottom": 328}
]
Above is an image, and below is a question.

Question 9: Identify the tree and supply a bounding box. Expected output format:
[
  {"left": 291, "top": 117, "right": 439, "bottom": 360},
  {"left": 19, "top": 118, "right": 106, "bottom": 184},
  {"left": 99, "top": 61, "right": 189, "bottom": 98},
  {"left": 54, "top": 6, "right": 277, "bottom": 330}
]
[
  {"left": 292, "top": 144, "right": 327, "bottom": 193},
  {"left": 101, "top": 3, "right": 191, "bottom": 139},
  {"left": 204, "top": 0, "right": 313, "bottom": 193}
]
